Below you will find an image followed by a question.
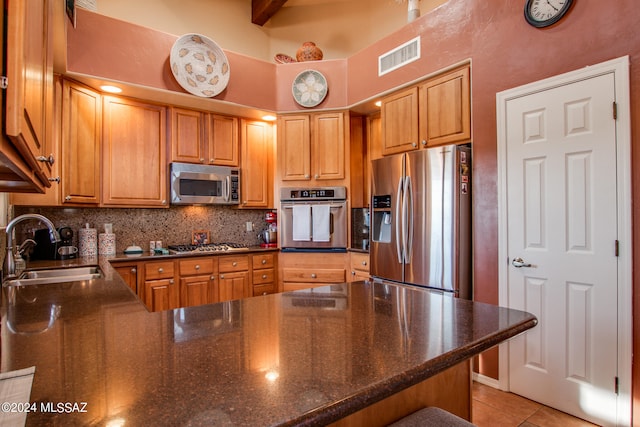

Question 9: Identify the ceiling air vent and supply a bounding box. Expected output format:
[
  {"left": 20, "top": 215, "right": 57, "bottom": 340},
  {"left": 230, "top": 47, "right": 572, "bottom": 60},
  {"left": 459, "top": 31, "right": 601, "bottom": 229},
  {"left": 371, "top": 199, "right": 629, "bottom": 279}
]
[{"left": 378, "top": 36, "right": 421, "bottom": 76}]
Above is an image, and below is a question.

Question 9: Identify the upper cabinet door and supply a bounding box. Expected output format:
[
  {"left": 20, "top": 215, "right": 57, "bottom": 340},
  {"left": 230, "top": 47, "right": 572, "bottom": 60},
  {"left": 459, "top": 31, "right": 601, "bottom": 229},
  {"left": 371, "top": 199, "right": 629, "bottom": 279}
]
[
  {"left": 102, "top": 96, "right": 168, "bottom": 207},
  {"left": 313, "top": 112, "right": 345, "bottom": 180},
  {"left": 5, "top": 0, "right": 54, "bottom": 186},
  {"left": 380, "top": 86, "right": 419, "bottom": 156},
  {"left": 240, "top": 119, "right": 273, "bottom": 208},
  {"left": 170, "top": 107, "right": 206, "bottom": 164},
  {"left": 207, "top": 114, "right": 239, "bottom": 166},
  {"left": 419, "top": 65, "right": 471, "bottom": 147},
  {"left": 278, "top": 115, "right": 311, "bottom": 181},
  {"left": 61, "top": 80, "right": 101, "bottom": 205}
]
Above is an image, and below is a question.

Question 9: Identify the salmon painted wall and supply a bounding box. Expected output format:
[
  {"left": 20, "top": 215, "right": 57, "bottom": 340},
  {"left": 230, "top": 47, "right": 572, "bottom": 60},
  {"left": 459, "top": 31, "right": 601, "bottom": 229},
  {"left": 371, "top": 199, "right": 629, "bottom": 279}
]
[{"left": 67, "top": 1, "right": 640, "bottom": 421}]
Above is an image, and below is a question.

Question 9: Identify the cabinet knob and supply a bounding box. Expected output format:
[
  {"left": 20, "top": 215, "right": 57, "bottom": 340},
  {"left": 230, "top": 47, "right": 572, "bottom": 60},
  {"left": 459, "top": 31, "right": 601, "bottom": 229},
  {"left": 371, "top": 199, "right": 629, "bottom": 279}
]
[
  {"left": 351, "top": 271, "right": 356, "bottom": 275},
  {"left": 210, "top": 276, "right": 216, "bottom": 280},
  {"left": 162, "top": 200, "right": 167, "bottom": 205},
  {"left": 261, "top": 259, "right": 267, "bottom": 264},
  {"left": 314, "top": 174, "right": 319, "bottom": 179},
  {"left": 362, "top": 261, "right": 367, "bottom": 266},
  {"left": 195, "top": 265, "right": 200, "bottom": 270},
  {"left": 311, "top": 273, "right": 317, "bottom": 279},
  {"left": 200, "top": 158, "right": 205, "bottom": 163},
  {"left": 220, "top": 274, "right": 225, "bottom": 279},
  {"left": 262, "top": 292, "right": 268, "bottom": 296},
  {"left": 262, "top": 274, "right": 267, "bottom": 279},
  {"left": 36, "top": 154, "right": 55, "bottom": 165},
  {"left": 169, "top": 279, "right": 174, "bottom": 284},
  {"left": 412, "top": 142, "right": 418, "bottom": 148},
  {"left": 421, "top": 140, "right": 427, "bottom": 146},
  {"left": 158, "top": 268, "right": 164, "bottom": 273},
  {"left": 48, "top": 176, "right": 60, "bottom": 183},
  {"left": 131, "top": 268, "right": 137, "bottom": 273},
  {"left": 65, "top": 195, "right": 72, "bottom": 201},
  {"left": 209, "top": 159, "right": 215, "bottom": 163},
  {"left": 304, "top": 174, "right": 310, "bottom": 179},
  {"left": 232, "top": 262, "right": 237, "bottom": 267}
]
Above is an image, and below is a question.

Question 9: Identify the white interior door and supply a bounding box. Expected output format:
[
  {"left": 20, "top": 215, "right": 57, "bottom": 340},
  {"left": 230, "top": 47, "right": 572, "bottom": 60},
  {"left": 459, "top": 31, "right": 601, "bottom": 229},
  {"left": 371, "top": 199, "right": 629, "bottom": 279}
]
[{"left": 497, "top": 57, "right": 632, "bottom": 427}]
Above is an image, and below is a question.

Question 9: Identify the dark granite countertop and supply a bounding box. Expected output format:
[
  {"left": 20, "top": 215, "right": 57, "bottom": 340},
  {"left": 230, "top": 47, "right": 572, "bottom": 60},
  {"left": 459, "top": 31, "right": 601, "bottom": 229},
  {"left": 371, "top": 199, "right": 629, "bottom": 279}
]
[{"left": 1, "top": 258, "right": 536, "bottom": 426}]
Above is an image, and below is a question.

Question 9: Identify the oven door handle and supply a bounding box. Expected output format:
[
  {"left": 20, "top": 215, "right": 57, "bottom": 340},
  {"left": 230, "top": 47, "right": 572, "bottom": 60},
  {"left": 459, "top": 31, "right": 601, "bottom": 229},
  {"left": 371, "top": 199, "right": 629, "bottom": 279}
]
[{"left": 281, "top": 204, "right": 345, "bottom": 208}]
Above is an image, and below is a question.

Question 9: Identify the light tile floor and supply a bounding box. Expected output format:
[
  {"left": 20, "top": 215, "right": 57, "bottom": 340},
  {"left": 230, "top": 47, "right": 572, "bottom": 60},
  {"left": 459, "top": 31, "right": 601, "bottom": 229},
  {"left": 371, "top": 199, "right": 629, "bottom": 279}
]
[{"left": 472, "top": 382, "right": 600, "bottom": 427}]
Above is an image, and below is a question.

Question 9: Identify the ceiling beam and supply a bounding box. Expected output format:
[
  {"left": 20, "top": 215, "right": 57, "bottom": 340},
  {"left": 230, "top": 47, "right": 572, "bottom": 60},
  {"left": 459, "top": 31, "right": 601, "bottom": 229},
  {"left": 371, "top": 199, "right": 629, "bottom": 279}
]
[{"left": 252, "top": 0, "right": 288, "bottom": 26}]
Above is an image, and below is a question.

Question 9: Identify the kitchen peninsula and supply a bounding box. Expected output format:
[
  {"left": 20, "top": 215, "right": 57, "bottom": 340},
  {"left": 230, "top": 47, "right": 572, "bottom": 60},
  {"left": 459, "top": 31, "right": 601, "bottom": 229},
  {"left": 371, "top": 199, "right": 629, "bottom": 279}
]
[{"left": 1, "top": 258, "right": 536, "bottom": 426}]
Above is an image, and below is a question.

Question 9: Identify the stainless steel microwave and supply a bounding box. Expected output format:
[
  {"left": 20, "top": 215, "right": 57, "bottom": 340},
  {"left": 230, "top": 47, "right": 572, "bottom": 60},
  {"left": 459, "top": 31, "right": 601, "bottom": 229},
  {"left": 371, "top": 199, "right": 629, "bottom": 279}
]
[{"left": 170, "top": 162, "right": 240, "bottom": 205}]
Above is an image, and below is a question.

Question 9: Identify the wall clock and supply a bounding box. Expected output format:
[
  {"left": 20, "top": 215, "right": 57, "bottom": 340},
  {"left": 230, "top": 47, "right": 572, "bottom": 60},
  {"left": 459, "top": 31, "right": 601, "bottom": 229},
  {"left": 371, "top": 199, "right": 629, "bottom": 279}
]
[{"left": 524, "top": 0, "right": 573, "bottom": 28}]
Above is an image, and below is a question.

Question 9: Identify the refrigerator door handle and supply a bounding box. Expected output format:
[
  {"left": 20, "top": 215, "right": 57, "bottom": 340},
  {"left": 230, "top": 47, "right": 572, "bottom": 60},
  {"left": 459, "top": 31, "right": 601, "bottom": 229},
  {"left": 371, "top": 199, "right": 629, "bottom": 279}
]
[
  {"left": 404, "top": 176, "right": 414, "bottom": 263},
  {"left": 395, "top": 176, "right": 404, "bottom": 264}
]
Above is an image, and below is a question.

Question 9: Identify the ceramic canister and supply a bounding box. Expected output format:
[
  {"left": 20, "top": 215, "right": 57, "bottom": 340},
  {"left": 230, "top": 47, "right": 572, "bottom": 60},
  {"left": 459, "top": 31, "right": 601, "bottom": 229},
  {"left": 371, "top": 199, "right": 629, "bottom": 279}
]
[
  {"left": 99, "top": 233, "right": 116, "bottom": 256},
  {"left": 78, "top": 225, "right": 98, "bottom": 257}
]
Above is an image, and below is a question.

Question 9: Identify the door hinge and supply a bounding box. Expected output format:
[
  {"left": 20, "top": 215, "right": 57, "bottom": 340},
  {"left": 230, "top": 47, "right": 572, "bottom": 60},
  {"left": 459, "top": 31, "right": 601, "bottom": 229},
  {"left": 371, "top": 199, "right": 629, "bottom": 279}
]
[
  {"left": 613, "top": 102, "right": 618, "bottom": 120},
  {"left": 0, "top": 76, "right": 7, "bottom": 90},
  {"left": 615, "top": 376, "right": 619, "bottom": 394},
  {"left": 615, "top": 240, "right": 619, "bottom": 257}
]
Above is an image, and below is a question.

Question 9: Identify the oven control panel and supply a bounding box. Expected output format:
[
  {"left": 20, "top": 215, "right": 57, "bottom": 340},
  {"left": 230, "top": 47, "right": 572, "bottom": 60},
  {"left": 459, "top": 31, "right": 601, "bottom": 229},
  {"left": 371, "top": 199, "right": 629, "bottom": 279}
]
[{"left": 280, "top": 187, "right": 346, "bottom": 201}]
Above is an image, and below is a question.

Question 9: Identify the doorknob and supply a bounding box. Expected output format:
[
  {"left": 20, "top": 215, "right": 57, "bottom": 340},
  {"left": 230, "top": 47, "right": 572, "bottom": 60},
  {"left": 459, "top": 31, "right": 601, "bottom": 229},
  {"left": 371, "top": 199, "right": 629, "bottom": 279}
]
[{"left": 512, "top": 257, "right": 532, "bottom": 268}]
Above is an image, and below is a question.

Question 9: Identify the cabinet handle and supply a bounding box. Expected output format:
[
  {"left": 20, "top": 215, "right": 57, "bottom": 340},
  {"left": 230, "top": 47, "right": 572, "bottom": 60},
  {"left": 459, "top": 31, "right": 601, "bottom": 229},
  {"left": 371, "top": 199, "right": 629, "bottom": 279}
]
[
  {"left": 262, "top": 274, "right": 267, "bottom": 279},
  {"left": 195, "top": 265, "right": 200, "bottom": 270},
  {"left": 210, "top": 276, "right": 216, "bottom": 280},
  {"left": 162, "top": 200, "right": 167, "bottom": 205},
  {"left": 169, "top": 279, "right": 174, "bottom": 284},
  {"left": 304, "top": 174, "right": 310, "bottom": 179},
  {"left": 48, "top": 176, "right": 60, "bottom": 183},
  {"left": 361, "top": 261, "right": 367, "bottom": 266},
  {"left": 262, "top": 292, "right": 268, "bottom": 296},
  {"left": 412, "top": 142, "right": 418, "bottom": 148},
  {"left": 131, "top": 268, "right": 137, "bottom": 273},
  {"left": 200, "top": 158, "right": 205, "bottom": 163},
  {"left": 232, "top": 262, "right": 237, "bottom": 267},
  {"left": 314, "top": 174, "right": 319, "bottom": 179},
  {"left": 65, "top": 195, "right": 72, "bottom": 201},
  {"left": 351, "top": 271, "right": 356, "bottom": 275},
  {"left": 158, "top": 268, "right": 164, "bottom": 273},
  {"left": 421, "top": 140, "right": 427, "bottom": 146},
  {"left": 311, "top": 273, "right": 317, "bottom": 279},
  {"left": 261, "top": 259, "right": 267, "bottom": 264},
  {"left": 36, "top": 154, "right": 55, "bottom": 165},
  {"left": 220, "top": 274, "right": 225, "bottom": 279}
]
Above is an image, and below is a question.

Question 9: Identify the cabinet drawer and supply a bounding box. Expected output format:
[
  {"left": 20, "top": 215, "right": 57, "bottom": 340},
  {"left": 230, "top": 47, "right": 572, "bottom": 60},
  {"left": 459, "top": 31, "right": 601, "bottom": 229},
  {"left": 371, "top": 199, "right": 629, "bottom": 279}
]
[
  {"left": 252, "top": 268, "right": 275, "bottom": 285},
  {"left": 283, "top": 268, "right": 345, "bottom": 283},
  {"left": 252, "top": 253, "right": 275, "bottom": 269},
  {"left": 350, "top": 253, "right": 369, "bottom": 272},
  {"left": 253, "top": 283, "right": 276, "bottom": 296},
  {"left": 144, "top": 261, "right": 175, "bottom": 280},
  {"left": 179, "top": 258, "right": 215, "bottom": 276},
  {"left": 219, "top": 255, "right": 249, "bottom": 273}
]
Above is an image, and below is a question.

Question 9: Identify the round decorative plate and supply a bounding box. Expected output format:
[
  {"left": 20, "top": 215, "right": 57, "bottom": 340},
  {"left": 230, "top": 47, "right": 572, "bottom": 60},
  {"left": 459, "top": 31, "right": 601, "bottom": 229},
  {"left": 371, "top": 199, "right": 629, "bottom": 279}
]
[
  {"left": 292, "top": 70, "right": 328, "bottom": 108},
  {"left": 274, "top": 53, "right": 296, "bottom": 64},
  {"left": 170, "top": 33, "right": 230, "bottom": 98}
]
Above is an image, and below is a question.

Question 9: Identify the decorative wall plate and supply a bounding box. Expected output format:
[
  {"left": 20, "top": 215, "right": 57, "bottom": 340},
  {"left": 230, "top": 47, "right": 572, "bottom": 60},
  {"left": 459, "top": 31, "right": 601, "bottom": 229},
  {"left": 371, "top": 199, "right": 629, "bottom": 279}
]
[
  {"left": 170, "top": 34, "right": 230, "bottom": 97},
  {"left": 292, "top": 70, "right": 328, "bottom": 108}
]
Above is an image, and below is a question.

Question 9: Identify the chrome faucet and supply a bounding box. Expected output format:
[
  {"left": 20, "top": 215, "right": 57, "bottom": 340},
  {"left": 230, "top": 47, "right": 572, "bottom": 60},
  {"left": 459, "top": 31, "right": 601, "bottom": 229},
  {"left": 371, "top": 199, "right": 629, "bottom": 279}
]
[{"left": 3, "top": 214, "right": 60, "bottom": 280}]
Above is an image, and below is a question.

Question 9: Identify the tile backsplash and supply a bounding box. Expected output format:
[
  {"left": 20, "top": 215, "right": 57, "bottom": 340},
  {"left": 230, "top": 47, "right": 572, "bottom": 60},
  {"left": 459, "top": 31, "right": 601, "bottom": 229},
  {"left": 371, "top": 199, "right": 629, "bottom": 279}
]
[{"left": 13, "top": 206, "right": 271, "bottom": 253}]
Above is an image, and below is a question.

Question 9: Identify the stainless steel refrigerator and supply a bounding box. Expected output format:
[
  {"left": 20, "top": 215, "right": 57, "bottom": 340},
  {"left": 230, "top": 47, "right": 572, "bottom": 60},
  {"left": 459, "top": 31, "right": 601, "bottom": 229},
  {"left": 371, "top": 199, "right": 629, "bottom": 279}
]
[{"left": 370, "top": 144, "right": 472, "bottom": 299}]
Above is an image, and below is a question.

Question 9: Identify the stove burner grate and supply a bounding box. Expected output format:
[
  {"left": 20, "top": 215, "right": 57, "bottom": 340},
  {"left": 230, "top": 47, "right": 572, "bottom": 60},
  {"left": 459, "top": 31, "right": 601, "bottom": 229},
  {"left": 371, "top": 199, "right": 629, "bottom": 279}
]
[{"left": 168, "top": 242, "right": 249, "bottom": 254}]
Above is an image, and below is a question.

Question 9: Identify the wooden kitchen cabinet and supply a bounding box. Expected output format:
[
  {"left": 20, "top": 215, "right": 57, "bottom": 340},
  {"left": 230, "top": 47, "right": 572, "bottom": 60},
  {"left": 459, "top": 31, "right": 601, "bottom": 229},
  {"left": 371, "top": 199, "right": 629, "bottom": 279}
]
[
  {"left": 240, "top": 119, "right": 273, "bottom": 208},
  {"left": 349, "top": 252, "right": 370, "bottom": 282},
  {"left": 418, "top": 65, "right": 471, "bottom": 147},
  {"left": 218, "top": 255, "right": 250, "bottom": 302},
  {"left": 252, "top": 252, "right": 277, "bottom": 296},
  {"left": 113, "top": 262, "right": 139, "bottom": 294},
  {"left": 142, "top": 260, "right": 178, "bottom": 311},
  {"left": 280, "top": 252, "right": 348, "bottom": 292},
  {"left": 102, "top": 96, "right": 168, "bottom": 207},
  {"left": 277, "top": 111, "right": 347, "bottom": 184},
  {"left": 61, "top": 80, "right": 101, "bottom": 205},
  {"left": 178, "top": 257, "right": 218, "bottom": 307},
  {"left": 170, "top": 108, "right": 239, "bottom": 167},
  {"left": 381, "top": 86, "right": 420, "bottom": 155},
  {"left": 380, "top": 64, "right": 470, "bottom": 155},
  {"left": 1, "top": 0, "right": 54, "bottom": 192}
]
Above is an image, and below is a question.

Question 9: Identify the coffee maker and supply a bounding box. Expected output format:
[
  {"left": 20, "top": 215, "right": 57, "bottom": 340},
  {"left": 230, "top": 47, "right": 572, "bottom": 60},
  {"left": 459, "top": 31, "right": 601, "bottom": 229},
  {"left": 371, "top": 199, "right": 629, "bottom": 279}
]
[{"left": 32, "top": 227, "right": 76, "bottom": 260}]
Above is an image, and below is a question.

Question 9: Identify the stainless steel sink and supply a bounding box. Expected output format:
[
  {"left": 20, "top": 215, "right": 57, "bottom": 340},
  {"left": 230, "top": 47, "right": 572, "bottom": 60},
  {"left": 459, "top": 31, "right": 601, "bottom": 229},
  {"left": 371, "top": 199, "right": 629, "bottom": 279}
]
[{"left": 4, "top": 266, "right": 102, "bottom": 286}]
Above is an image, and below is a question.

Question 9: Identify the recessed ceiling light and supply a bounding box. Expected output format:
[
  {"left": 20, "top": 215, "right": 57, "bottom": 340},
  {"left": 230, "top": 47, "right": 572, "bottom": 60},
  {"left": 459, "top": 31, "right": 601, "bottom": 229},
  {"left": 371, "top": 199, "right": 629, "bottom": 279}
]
[
  {"left": 100, "top": 85, "right": 122, "bottom": 94},
  {"left": 374, "top": 100, "right": 382, "bottom": 108}
]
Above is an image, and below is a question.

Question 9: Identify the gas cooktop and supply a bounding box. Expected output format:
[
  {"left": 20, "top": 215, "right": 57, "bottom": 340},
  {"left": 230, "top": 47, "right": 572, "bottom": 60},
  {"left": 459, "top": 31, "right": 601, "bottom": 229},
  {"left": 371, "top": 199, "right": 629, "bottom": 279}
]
[{"left": 168, "top": 243, "right": 249, "bottom": 254}]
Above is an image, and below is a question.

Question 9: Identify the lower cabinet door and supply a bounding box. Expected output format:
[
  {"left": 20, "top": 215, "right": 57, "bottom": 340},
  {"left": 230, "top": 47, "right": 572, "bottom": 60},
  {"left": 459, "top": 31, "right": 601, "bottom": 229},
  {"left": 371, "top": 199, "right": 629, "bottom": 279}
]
[
  {"left": 144, "top": 279, "right": 178, "bottom": 312},
  {"left": 219, "top": 271, "right": 249, "bottom": 302},
  {"left": 180, "top": 275, "right": 217, "bottom": 307}
]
